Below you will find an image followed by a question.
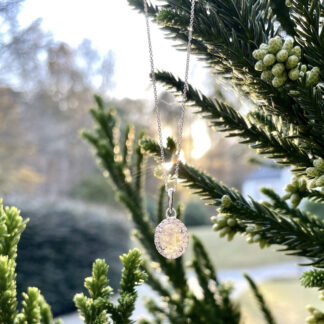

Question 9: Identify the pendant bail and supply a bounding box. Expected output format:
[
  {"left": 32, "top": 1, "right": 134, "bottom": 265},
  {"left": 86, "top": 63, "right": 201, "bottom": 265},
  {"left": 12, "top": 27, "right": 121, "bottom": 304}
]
[{"left": 168, "top": 188, "right": 174, "bottom": 210}]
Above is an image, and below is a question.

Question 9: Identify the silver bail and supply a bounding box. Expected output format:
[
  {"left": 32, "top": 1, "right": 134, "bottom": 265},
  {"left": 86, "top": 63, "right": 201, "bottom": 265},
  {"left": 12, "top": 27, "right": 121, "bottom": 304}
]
[{"left": 168, "top": 188, "right": 174, "bottom": 211}]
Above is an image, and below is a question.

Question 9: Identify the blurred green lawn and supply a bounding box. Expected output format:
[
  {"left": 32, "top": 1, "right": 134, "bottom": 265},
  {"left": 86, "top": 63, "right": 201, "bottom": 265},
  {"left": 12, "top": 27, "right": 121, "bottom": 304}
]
[{"left": 239, "top": 278, "right": 320, "bottom": 324}]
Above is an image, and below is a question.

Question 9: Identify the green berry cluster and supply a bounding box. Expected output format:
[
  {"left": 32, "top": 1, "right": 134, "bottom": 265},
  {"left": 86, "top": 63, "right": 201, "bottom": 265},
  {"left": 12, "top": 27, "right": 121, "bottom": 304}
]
[
  {"left": 211, "top": 195, "right": 238, "bottom": 241},
  {"left": 306, "top": 158, "right": 324, "bottom": 193},
  {"left": 253, "top": 36, "right": 320, "bottom": 87},
  {"left": 211, "top": 195, "right": 270, "bottom": 248},
  {"left": 283, "top": 177, "right": 307, "bottom": 208},
  {"left": 306, "top": 305, "right": 324, "bottom": 324},
  {"left": 246, "top": 224, "right": 269, "bottom": 249}
]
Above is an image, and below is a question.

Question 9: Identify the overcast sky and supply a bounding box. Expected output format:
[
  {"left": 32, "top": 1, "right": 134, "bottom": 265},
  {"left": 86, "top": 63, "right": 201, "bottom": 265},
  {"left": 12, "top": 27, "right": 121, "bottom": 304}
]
[{"left": 19, "top": 0, "right": 211, "bottom": 99}]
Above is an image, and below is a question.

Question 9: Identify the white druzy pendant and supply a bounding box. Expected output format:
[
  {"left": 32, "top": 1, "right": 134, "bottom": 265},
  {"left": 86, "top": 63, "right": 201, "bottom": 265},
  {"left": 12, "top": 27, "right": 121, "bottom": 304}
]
[{"left": 154, "top": 217, "right": 189, "bottom": 259}]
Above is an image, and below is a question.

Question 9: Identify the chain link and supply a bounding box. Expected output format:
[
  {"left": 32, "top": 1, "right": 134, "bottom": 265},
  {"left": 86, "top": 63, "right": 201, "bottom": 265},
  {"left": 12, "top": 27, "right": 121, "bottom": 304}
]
[{"left": 143, "top": 0, "right": 195, "bottom": 193}]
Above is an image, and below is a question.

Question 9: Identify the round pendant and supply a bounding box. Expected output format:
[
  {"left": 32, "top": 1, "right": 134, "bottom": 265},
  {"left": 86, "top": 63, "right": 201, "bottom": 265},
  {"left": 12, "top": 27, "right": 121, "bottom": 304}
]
[{"left": 154, "top": 217, "right": 189, "bottom": 259}]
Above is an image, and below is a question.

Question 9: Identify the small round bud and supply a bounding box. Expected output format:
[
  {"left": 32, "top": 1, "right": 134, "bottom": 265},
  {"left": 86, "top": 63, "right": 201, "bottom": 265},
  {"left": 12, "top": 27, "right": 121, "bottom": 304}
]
[
  {"left": 285, "top": 183, "right": 295, "bottom": 192},
  {"left": 261, "top": 70, "right": 273, "bottom": 82},
  {"left": 276, "top": 49, "right": 289, "bottom": 62},
  {"left": 272, "top": 72, "right": 287, "bottom": 87},
  {"left": 255, "top": 60, "right": 264, "bottom": 71},
  {"left": 213, "top": 224, "right": 220, "bottom": 231},
  {"left": 301, "top": 64, "right": 307, "bottom": 73},
  {"left": 286, "top": 55, "right": 299, "bottom": 69},
  {"left": 291, "top": 193, "right": 301, "bottom": 207},
  {"left": 306, "top": 167, "right": 319, "bottom": 177},
  {"left": 221, "top": 195, "right": 232, "bottom": 208},
  {"left": 227, "top": 218, "right": 236, "bottom": 227},
  {"left": 312, "top": 309, "right": 323, "bottom": 319},
  {"left": 314, "top": 158, "right": 324, "bottom": 172},
  {"left": 268, "top": 36, "right": 283, "bottom": 54},
  {"left": 283, "top": 37, "right": 294, "bottom": 51},
  {"left": 309, "top": 179, "right": 318, "bottom": 189},
  {"left": 290, "top": 45, "right": 301, "bottom": 58},
  {"left": 272, "top": 63, "right": 285, "bottom": 77},
  {"left": 253, "top": 49, "right": 267, "bottom": 60},
  {"left": 217, "top": 215, "right": 227, "bottom": 227},
  {"left": 263, "top": 54, "right": 276, "bottom": 67},
  {"left": 306, "top": 68, "right": 320, "bottom": 86},
  {"left": 210, "top": 216, "right": 217, "bottom": 223},
  {"left": 307, "top": 305, "right": 316, "bottom": 313},
  {"left": 316, "top": 175, "right": 324, "bottom": 187},
  {"left": 219, "top": 227, "right": 230, "bottom": 237},
  {"left": 288, "top": 67, "right": 300, "bottom": 80},
  {"left": 260, "top": 43, "right": 269, "bottom": 51}
]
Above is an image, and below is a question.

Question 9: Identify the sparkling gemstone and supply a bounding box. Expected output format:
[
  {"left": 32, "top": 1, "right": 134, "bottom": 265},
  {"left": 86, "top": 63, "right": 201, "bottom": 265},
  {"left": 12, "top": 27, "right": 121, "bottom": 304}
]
[{"left": 154, "top": 218, "right": 189, "bottom": 259}]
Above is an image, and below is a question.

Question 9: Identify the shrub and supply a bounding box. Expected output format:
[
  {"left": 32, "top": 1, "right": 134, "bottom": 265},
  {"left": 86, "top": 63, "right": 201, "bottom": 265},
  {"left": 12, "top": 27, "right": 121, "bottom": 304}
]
[{"left": 15, "top": 200, "right": 130, "bottom": 316}]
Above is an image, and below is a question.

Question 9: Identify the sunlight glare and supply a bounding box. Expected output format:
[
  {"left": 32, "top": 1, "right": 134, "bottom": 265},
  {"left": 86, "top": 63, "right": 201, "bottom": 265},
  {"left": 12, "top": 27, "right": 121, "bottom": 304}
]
[{"left": 191, "top": 119, "right": 211, "bottom": 159}]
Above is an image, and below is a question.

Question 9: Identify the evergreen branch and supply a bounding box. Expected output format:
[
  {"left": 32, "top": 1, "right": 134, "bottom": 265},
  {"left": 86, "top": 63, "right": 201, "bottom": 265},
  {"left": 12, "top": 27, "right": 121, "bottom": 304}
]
[
  {"left": 290, "top": 0, "right": 324, "bottom": 75},
  {"left": 306, "top": 189, "right": 324, "bottom": 203},
  {"left": 122, "top": 124, "right": 135, "bottom": 166},
  {"left": 129, "top": 0, "right": 324, "bottom": 153},
  {"left": 244, "top": 274, "right": 276, "bottom": 324},
  {"left": 0, "top": 256, "right": 17, "bottom": 324},
  {"left": 300, "top": 269, "right": 324, "bottom": 289},
  {"left": 19, "top": 287, "right": 41, "bottom": 324},
  {"left": 116, "top": 249, "right": 147, "bottom": 324},
  {"left": 0, "top": 205, "right": 27, "bottom": 260},
  {"left": 84, "top": 259, "right": 113, "bottom": 301},
  {"left": 260, "top": 187, "right": 323, "bottom": 228},
  {"left": 135, "top": 132, "right": 146, "bottom": 194},
  {"left": 38, "top": 295, "right": 59, "bottom": 324},
  {"left": 154, "top": 71, "right": 313, "bottom": 170},
  {"left": 74, "top": 250, "right": 146, "bottom": 324},
  {"left": 141, "top": 138, "right": 324, "bottom": 266}
]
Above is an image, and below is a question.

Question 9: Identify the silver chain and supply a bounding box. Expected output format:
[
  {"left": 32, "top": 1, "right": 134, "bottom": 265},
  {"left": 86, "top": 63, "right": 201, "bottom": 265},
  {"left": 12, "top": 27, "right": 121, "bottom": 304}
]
[{"left": 143, "top": 0, "right": 195, "bottom": 195}]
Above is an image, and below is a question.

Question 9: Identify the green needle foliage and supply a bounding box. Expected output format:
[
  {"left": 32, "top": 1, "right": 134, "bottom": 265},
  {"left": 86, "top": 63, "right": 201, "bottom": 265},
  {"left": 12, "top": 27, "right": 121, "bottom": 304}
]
[
  {"left": 83, "top": 0, "right": 324, "bottom": 321},
  {"left": 0, "top": 200, "right": 60, "bottom": 324},
  {"left": 74, "top": 249, "right": 146, "bottom": 324}
]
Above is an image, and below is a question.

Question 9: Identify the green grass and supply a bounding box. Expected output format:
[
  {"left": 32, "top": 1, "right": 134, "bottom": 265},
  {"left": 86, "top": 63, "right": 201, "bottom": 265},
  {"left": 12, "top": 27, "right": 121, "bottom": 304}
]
[
  {"left": 188, "top": 226, "right": 299, "bottom": 269},
  {"left": 239, "top": 278, "right": 321, "bottom": 324}
]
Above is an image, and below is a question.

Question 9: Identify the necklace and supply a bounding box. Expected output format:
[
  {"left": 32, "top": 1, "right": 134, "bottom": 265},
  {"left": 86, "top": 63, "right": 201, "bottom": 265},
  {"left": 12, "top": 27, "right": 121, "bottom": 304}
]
[{"left": 143, "top": 0, "right": 196, "bottom": 259}]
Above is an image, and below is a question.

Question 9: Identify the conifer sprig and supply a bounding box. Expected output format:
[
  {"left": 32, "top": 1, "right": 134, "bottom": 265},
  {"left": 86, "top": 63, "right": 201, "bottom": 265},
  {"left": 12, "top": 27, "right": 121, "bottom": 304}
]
[
  {"left": 129, "top": 0, "right": 324, "bottom": 155},
  {"left": 0, "top": 201, "right": 59, "bottom": 324},
  {"left": 74, "top": 249, "right": 146, "bottom": 324},
  {"left": 153, "top": 70, "right": 314, "bottom": 170}
]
